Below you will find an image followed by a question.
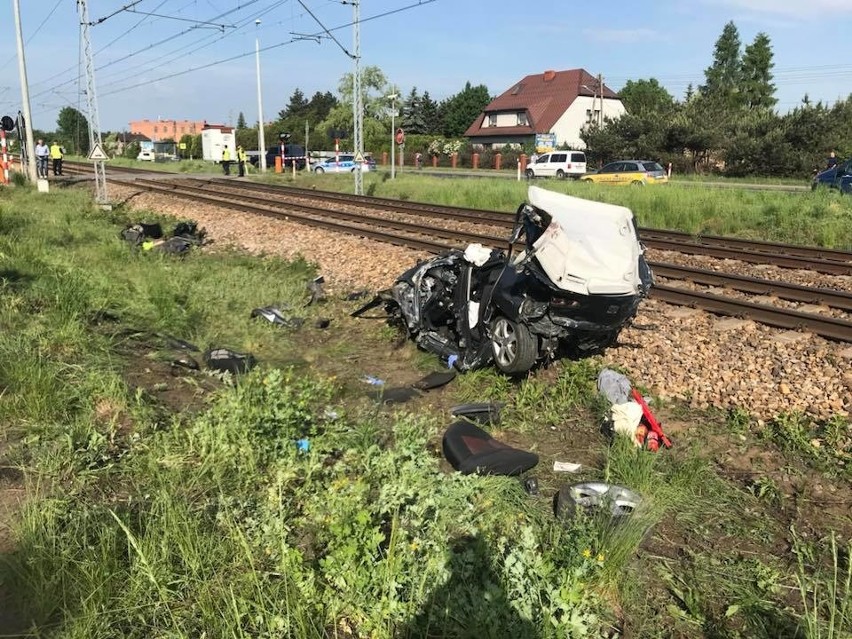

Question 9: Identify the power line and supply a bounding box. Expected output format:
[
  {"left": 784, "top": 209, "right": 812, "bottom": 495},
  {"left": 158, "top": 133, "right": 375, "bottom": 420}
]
[{"left": 98, "top": 0, "right": 436, "bottom": 98}]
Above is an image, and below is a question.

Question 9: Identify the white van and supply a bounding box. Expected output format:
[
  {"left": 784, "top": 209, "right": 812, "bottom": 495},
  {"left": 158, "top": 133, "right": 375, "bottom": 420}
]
[{"left": 526, "top": 151, "right": 587, "bottom": 179}]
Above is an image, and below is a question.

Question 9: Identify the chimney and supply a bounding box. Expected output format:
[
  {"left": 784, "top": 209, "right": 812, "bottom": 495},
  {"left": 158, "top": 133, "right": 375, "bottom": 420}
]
[{"left": 543, "top": 70, "right": 556, "bottom": 82}]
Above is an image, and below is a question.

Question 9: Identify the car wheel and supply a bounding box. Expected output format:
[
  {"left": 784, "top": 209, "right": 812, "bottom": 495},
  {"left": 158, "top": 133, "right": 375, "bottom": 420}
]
[
  {"left": 556, "top": 169, "right": 565, "bottom": 179},
  {"left": 525, "top": 168, "right": 535, "bottom": 179},
  {"left": 631, "top": 180, "right": 645, "bottom": 186},
  {"left": 490, "top": 316, "right": 537, "bottom": 375},
  {"left": 314, "top": 167, "right": 324, "bottom": 174}
]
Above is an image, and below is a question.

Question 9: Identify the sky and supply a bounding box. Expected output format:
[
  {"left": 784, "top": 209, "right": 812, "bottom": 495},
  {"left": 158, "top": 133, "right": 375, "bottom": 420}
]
[{"left": 1, "top": 0, "right": 851, "bottom": 133}]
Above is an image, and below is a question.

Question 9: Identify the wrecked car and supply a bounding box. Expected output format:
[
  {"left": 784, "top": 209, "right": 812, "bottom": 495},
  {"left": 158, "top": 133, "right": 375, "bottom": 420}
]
[{"left": 354, "top": 186, "right": 653, "bottom": 374}]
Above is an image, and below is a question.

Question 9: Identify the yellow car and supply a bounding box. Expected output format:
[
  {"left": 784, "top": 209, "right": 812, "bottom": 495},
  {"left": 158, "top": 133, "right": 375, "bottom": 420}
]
[{"left": 580, "top": 160, "right": 668, "bottom": 185}]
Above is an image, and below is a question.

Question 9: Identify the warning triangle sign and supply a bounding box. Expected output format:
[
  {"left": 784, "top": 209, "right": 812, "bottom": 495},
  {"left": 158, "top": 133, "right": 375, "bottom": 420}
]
[
  {"left": 354, "top": 151, "right": 365, "bottom": 163},
  {"left": 88, "top": 143, "right": 109, "bottom": 161}
]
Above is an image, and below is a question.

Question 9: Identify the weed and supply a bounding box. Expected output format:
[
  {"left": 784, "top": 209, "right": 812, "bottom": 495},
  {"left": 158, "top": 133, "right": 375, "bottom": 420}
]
[{"left": 795, "top": 532, "right": 852, "bottom": 638}]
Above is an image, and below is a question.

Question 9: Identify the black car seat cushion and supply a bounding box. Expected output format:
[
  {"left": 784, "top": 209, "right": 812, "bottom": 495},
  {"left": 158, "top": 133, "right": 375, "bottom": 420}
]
[{"left": 442, "top": 421, "right": 538, "bottom": 476}]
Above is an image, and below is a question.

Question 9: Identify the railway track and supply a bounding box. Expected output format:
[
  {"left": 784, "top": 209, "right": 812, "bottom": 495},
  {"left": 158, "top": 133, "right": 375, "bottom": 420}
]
[{"left": 66, "top": 166, "right": 852, "bottom": 342}]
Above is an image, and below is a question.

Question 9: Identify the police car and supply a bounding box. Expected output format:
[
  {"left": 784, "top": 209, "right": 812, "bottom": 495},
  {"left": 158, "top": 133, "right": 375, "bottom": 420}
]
[{"left": 312, "top": 154, "right": 373, "bottom": 173}]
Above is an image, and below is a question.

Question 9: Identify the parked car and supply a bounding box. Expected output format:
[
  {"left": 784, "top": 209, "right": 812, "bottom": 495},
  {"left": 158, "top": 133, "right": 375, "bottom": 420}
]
[
  {"left": 581, "top": 160, "right": 668, "bottom": 186},
  {"left": 313, "top": 154, "right": 372, "bottom": 173},
  {"left": 526, "top": 151, "right": 587, "bottom": 179},
  {"left": 137, "top": 149, "right": 155, "bottom": 161},
  {"left": 353, "top": 186, "right": 652, "bottom": 374},
  {"left": 812, "top": 158, "right": 852, "bottom": 193},
  {"left": 249, "top": 144, "right": 307, "bottom": 170}
]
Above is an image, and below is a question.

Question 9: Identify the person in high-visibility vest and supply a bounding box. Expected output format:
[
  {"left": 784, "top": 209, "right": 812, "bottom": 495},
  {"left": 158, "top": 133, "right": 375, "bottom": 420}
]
[
  {"left": 237, "top": 146, "right": 247, "bottom": 177},
  {"left": 221, "top": 147, "right": 231, "bottom": 176},
  {"left": 49, "top": 141, "right": 64, "bottom": 176}
]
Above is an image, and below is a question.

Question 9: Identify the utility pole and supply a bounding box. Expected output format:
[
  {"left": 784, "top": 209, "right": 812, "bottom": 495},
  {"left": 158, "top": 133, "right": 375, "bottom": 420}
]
[
  {"left": 77, "top": 0, "right": 108, "bottom": 204},
  {"left": 598, "top": 73, "right": 604, "bottom": 129},
  {"left": 351, "top": 0, "right": 363, "bottom": 196},
  {"left": 255, "top": 19, "right": 266, "bottom": 172},
  {"left": 12, "top": 0, "right": 37, "bottom": 181},
  {"left": 387, "top": 92, "right": 398, "bottom": 179}
]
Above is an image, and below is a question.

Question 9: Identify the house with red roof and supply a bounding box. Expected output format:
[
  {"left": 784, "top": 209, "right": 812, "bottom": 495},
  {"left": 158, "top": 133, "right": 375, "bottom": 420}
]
[{"left": 464, "top": 69, "right": 625, "bottom": 150}]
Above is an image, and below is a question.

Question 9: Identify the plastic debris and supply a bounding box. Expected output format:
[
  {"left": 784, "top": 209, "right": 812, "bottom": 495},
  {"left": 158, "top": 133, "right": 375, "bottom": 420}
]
[
  {"left": 295, "top": 438, "right": 311, "bottom": 453},
  {"left": 553, "top": 461, "right": 582, "bottom": 473},
  {"left": 447, "top": 354, "right": 459, "bottom": 369},
  {"left": 361, "top": 375, "right": 385, "bottom": 386}
]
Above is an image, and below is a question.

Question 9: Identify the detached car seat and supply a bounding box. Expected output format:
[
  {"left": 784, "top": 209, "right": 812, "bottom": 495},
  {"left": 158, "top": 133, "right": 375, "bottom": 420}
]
[{"left": 442, "top": 421, "right": 538, "bottom": 476}]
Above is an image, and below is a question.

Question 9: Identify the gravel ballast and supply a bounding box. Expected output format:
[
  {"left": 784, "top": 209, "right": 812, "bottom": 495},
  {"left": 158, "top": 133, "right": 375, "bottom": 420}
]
[{"left": 109, "top": 183, "right": 851, "bottom": 422}]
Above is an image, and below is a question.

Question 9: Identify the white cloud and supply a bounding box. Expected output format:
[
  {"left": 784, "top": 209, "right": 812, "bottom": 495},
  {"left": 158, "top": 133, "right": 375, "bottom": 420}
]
[
  {"left": 715, "top": 0, "right": 852, "bottom": 17},
  {"left": 581, "top": 28, "right": 661, "bottom": 44}
]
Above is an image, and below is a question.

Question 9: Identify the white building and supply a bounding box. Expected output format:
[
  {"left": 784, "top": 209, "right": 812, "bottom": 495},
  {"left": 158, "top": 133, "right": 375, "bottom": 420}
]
[{"left": 464, "top": 69, "right": 625, "bottom": 150}]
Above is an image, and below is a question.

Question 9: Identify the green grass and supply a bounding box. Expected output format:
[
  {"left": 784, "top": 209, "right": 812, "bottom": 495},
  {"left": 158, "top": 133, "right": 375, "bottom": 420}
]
[{"left": 1, "top": 183, "right": 849, "bottom": 638}]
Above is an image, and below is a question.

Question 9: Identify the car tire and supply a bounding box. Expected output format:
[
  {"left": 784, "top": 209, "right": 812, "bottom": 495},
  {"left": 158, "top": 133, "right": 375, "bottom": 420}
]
[
  {"left": 490, "top": 316, "right": 537, "bottom": 375},
  {"left": 556, "top": 169, "right": 565, "bottom": 179},
  {"left": 314, "top": 167, "right": 324, "bottom": 174},
  {"left": 526, "top": 168, "right": 535, "bottom": 179},
  {"left": 631, "top": 180, "right": 645, "bottom": 186}
]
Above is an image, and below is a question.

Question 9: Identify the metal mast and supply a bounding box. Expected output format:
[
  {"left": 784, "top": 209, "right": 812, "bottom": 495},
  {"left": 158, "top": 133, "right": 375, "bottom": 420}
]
[
  {"left": 12, "top": 0, "right": 37, "bottom": 181},
  {"left": 77, "top": 0, "right": 108, "bottom": 203},
  {"left": 352, "top": 0, "right": 363, "bottom": 195}
]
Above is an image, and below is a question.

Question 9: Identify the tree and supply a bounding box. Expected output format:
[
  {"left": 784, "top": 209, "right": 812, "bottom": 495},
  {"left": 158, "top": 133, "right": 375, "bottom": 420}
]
[
  {"left": 401, "top": 87, "right": 428, "bottom": 134},
  {"left": 279, "top": 88, "right": 308, "bottom": 120},
  {"left": 56, "top": 106, "right": 90, "bottom": 155},
  {"left": 700, "top": 21, "right": 742, "bottom": 108},
  {"left": 439, "top": 81, "right": 490, "bottom": 137},
  {"left": 420, "top": 91, "right": 440, "bottom": 134},
  {"left": 740, "top": 33, "right": 776, "bottom": 111},
  {"left": 619, "top": 79, "right": 674, "bottom": 115},
  {"left": 304, "top": 91, "right": 337, "bottom": 123},
  {"left": 237, "top": 112, "right": 247, "bottom": 128},
  {"left": 317, "top": 66, "right": 391, "bottom": 146}
]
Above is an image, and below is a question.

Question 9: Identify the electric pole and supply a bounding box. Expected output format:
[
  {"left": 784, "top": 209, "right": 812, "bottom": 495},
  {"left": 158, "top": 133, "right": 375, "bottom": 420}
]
[
  {"left": 77, "top": 0, "right": 108, "bottom": 204},
  {"left": 598, "top": 73, "right": 604, "bottom": 128},
  {"left": 351, "top": 0, "right": 363, "bottom": 196},
  {"left": 12, "top": 0, "right": 37, "bottom": 181}
]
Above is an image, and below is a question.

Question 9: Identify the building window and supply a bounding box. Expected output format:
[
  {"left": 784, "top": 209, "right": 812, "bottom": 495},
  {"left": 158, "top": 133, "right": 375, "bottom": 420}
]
[
  {"left": 517, "top": 112, "right": 528, "bottom": 126},
  {"left": 488, "top": 114, "right": 497, "bottom": 127},
  {"left": 154, "top": 126, "right": 158, "bottom": 134}
]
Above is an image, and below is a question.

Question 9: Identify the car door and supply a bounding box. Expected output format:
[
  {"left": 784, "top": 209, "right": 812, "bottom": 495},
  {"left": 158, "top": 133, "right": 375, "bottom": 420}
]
[
  {"left": 597, "top": 162, "right": 620, "bottom": 183},
  {"left": 535, "top": 153, "right": 552, "bottom": 176},
  {"left": 613, "top": 162, "right": 637, "bottom": 185}
]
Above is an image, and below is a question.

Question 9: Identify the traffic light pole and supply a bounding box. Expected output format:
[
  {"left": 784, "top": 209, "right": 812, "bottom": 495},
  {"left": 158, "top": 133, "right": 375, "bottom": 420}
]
[{"left": 12, "top": 0, "right": 37, "bottom": 182}]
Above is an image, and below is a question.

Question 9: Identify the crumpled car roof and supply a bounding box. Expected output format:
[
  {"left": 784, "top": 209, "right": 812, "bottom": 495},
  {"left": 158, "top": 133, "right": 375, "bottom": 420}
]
[{"left": 527, "top": 186, "right": 643, "bottom": 296}]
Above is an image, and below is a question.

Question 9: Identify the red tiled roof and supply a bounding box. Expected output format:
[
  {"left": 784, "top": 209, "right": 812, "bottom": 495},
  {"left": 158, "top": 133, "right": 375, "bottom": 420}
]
[{"left": 465, "top": 68, "right": 618, "bottom": 138}]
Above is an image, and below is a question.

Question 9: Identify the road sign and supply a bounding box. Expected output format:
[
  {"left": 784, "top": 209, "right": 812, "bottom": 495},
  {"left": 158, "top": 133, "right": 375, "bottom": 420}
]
[
  {"left": 88, "top": 143, "right": 109, "bottom": 161},
  {"left": 179, "top": 142, "right": 187, "bottom": 150},
  {"left": 0, "top": 116, "right": 14, "bottom": 132},
  {"left": 354, "top": 151, "right": 365, "bottom": 163},
  {"left": 395, "top": 128, "right": 405, "bottom": 145}
]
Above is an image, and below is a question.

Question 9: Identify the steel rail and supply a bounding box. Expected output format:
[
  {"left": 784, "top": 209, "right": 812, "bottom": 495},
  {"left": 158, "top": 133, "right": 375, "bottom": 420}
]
[
  {"left": 644, "top": 237, "right": 852, "bottom": 276},
  {"left": 70, "top": 163, "right": 852, "bottom": 268},
  {"left": 110, "top": 175, "right": 852, "bottom": 342},
  {"left": 641, "top": 229, "right": 852, "bottom": 263},
  {"left": 122, "top": 178, "right": 452, "bottom": 252},
  {"left": 650, "top": 262, "right": 852, "bottom": 311},
  {"left": 134, "top": 178, "right": 508, "bottom": 248},
  {"left": 650, "top": 285, "right": 852, "bottom": 342}
]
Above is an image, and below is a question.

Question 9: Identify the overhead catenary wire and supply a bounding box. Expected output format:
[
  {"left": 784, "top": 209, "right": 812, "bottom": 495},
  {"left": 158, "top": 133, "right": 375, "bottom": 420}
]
[{"left": 97, "top": 0, "right": 437, "bottom": 98}]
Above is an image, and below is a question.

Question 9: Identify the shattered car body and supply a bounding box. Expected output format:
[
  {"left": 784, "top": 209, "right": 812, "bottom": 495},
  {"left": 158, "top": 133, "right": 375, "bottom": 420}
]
[{"left": 354, "top": 186, "right": 653, "bottom": 374}]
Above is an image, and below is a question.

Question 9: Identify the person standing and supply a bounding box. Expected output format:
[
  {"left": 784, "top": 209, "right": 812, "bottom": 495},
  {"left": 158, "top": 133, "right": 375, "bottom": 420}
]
[
  {"left": 35, "top": 139, "right": 49, "bottom": 178},
  {"left": 827, "top": 151, "right": 838, "bottom": 169},
  {"left": 49, "top": 141, "right": 64, "bottom": 176},
  {"left": 221, "top": 147, "right": 231, "bottom": 176},
  {"left": 237, "top": 145, "right": 246, "bottom": 177}
]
